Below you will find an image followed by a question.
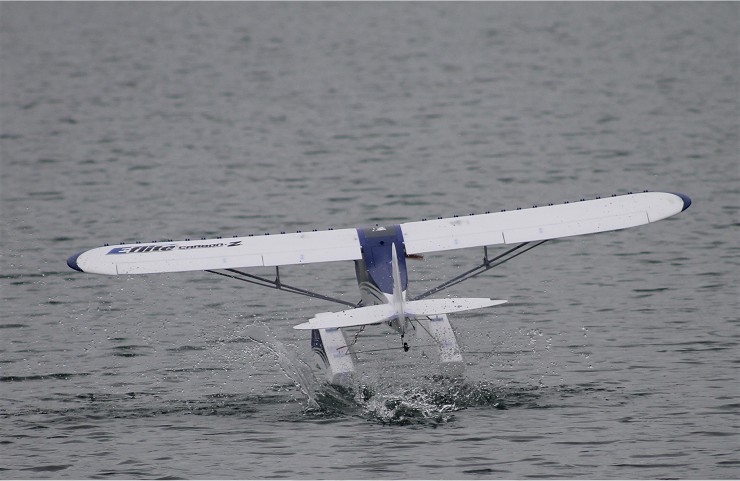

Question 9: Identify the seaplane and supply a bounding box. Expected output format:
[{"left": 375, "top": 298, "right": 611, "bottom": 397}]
[{"left": 68, "top": 191, "right": 691, "bottom": 384}]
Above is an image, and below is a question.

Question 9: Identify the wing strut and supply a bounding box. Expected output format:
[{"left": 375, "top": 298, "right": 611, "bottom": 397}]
[
  {"left": 206, "top": 268, "right": 358, "bottom": 308},
  {"left": 409, "top": 240, "right": 548, "bottom": 301}
]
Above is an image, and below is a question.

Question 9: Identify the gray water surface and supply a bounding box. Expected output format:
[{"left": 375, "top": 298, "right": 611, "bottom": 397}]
[{"left": 1, "top": 3, "right": 738, "bottom": 479}]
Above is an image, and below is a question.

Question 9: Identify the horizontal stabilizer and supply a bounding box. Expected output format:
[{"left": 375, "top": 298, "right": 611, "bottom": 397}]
[
  {"left": 293, "top": 298, "right": 506, "bottom": 330},
  {"left": 406, "top": 298, "right": 507, "bottom": 316},
  {"left": 294, "top": 304, "right": 396, "bottom": 331}
]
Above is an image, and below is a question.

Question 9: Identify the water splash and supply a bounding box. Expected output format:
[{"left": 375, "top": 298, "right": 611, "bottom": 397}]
[
  {"left": 235, "top": 323, "right": 558, "bottom": 425},
  {"left": 307, "top": 376, "right": 543, "bottom": 425},
  {"left": 360, "top": 390, "right": 458, "bottom": 425},
  {"left": 241, "top": 323, "right": 320, "bottom": 410}
]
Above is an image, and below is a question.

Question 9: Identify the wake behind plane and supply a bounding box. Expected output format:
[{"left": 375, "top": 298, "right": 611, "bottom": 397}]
[{"left": 68, "top": 191, "right": 691, "bottom": 384}]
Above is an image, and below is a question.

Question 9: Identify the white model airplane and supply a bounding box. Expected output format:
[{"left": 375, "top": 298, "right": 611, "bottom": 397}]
[{"left": 68, "top": 191, "right": 691, "bottom": 384}]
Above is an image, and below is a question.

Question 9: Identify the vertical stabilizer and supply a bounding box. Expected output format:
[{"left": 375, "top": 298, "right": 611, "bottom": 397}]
[{"left": 391, "top": 243, "right": 407, "bottom": 335}]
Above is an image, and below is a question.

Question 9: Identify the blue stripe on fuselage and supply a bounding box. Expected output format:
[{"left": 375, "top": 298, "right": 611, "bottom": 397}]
[{"left": 357, "top": 225, "right": 407, "bottom": 295}]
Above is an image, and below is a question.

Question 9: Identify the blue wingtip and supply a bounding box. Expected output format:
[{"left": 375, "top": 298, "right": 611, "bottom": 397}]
[
  {"left": 672, "top": 192, "right": 692, "bottom": 212},
  {"left": 67, "top": 252, "right": 84, "bottom": 272}
]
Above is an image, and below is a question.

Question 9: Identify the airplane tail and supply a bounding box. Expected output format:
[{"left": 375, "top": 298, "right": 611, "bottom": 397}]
[
  {"left": 293, "top": 298, "right": 506, "bottom": 330},
  {"left": 391, "top": 243, "right": 407, "bottom": 335},
  {"left": 295, "top": 241, "right": 506, "bottom": 331}
]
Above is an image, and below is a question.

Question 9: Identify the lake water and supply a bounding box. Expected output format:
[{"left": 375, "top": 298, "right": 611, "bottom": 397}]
[{"left": 1, "top": 2, "right": 738, "bottom": 479}]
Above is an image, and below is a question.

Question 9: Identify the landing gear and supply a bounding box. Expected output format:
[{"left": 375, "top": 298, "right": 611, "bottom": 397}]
[{"left": 312, "top": 328, "right": 356, "bottom": 386}]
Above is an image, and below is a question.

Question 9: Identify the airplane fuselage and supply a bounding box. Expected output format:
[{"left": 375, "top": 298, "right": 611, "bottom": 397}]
[{"left": 354, "top": 225, "right": 409, "bottom": 334}]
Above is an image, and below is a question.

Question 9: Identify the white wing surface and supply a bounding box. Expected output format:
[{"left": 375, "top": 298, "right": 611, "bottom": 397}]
[
  {"left": 400, "top": 192, "right": 691, "bottom": 255},
  {"left": 68, "top": 192, "right": 690, "bottom": 275},
  {"left": 68, "top": 229, "right": 362, "bottom": 275}
]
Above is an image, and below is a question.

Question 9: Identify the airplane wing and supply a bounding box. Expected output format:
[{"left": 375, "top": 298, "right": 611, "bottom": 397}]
[
  {"left": 68, "top": 229, "right": 362, "bottom": 275},
  {"left": 67, "top": 191, "right": 690, "bottom": 275},
  {"left": 400, "top": 192, "right": 691, "bottom": 255}
]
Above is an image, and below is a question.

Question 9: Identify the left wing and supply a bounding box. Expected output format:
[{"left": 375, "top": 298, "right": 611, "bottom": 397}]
[{"left": 68, "top": 229, "right": 362, "bottom": 275}]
